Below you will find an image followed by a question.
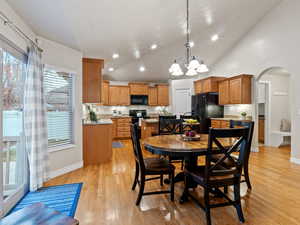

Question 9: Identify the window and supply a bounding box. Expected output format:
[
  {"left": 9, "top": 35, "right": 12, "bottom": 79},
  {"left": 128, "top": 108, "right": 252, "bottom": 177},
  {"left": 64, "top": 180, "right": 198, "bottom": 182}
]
[
  {"left": 44, "top": 68, "right": 74, "bottom": 148},
  {"left": 1, "top": 36, "right": 28, "bottom": 214}
]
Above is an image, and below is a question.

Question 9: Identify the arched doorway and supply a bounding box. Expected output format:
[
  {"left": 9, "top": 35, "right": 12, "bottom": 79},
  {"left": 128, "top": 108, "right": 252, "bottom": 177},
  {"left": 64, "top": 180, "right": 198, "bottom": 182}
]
[{"left": 254, "top": 67, "right": 292, "bottom": 152}]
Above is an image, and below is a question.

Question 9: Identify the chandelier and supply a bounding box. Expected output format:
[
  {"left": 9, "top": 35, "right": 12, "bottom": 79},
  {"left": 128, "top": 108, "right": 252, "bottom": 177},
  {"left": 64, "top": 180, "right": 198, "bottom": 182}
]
[{"left": 169, "top": 0, "right": 209, "bottom": 77}]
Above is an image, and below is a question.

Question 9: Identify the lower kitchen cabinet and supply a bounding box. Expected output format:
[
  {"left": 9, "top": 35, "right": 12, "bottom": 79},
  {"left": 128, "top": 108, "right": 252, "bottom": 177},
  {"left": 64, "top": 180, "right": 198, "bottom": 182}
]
[
  {"left": 211, "top": 119, "right": 230, "bottom": 128},
  {"left": 112, "top": 117, "right": 131, "bottom": 139},
  {"left": 83, "top": 124, "right": 112, "bottom": 166}
]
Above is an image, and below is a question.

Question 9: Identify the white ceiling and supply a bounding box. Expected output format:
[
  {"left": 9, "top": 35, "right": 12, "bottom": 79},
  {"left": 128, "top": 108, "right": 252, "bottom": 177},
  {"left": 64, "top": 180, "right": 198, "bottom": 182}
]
[{"left": 7, "top": 0, "right": 281, "bottom": 81}]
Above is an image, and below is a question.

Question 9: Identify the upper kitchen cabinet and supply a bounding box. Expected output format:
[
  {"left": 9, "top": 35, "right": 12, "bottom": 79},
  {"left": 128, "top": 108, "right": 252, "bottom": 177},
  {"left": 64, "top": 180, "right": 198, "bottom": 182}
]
[
  {"left": 129, "top": 83, "right": 149, "bottom": 95},
  {"left": 218, "top": 80, "right": 230, "bottom": 105},
  {"left": 101, "top": 80, "right": 109, "bottom": 105},
  {"left": 157, "top": 84, "right": 169, "bottom": 106},
  {"left": 148, "top": 86, "right": 158, "bottom": 106},
  {"left": 194, "top": 77, "right": 225, "bottom": 94},
  {"left": 194, "top": 80, "right": 203, "bottom": 94},
  {"left": 109, "top": 86, "right": 130, "bottom": 106},
  {"left": 119, "top": 86, "right": 130, "bottom": 105},
  {"left": 218, "top": 74, "right": 253, "bottom": 105},
  {"left": 82, "top": 58, "right": 104, "bottom": 103}
]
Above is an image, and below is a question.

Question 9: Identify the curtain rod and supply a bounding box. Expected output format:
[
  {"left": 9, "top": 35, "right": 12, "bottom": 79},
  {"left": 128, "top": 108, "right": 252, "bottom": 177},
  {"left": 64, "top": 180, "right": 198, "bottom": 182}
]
[{"left": 0, "top": 10, "right": 43, "bottom": 52}]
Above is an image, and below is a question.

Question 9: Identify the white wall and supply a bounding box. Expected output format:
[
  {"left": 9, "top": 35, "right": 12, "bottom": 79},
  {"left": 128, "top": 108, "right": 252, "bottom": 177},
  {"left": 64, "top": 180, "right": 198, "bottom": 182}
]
[
  {"left": 260, "top": 73, "right": 290, "bottom": 131},
  {"left": 209, "top": 0, "right": 299, "bottom": 160},
  {"left": 0, "top": 1, "right": 83, "bottom": 175},
  {"left": 39, "top": 37, "right": 83, "bottom": 173}
]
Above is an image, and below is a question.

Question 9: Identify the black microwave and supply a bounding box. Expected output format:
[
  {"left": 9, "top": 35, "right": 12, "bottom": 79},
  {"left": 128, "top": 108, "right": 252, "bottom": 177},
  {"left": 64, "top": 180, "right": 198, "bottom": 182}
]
[{"left": 130, "top": 95, "right": 148, "bottom": 105}]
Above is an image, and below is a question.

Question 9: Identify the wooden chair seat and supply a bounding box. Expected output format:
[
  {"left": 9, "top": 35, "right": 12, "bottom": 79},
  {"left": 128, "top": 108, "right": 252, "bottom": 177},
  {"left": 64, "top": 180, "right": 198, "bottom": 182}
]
[
  {"left": 211, "top": 154, "right": 237, "bottom": 168},
  {"left": 144, "top": 158, "right": 175, "bottom": 173},
  {"left": 185, "top": 166, "right": 237, "bottom": 186}
]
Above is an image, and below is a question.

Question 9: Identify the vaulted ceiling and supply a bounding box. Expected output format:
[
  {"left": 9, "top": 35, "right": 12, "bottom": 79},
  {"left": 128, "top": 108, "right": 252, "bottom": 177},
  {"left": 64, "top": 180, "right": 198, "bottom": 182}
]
[{"left": 7, "top": 0, "right": 281, "bottom": 81}]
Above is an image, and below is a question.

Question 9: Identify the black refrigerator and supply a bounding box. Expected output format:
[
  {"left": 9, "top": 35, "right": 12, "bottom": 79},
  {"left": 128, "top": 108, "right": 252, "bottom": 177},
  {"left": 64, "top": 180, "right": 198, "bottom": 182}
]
[{"left": 192, "top": 93, "right": 224, "bottom": 133}]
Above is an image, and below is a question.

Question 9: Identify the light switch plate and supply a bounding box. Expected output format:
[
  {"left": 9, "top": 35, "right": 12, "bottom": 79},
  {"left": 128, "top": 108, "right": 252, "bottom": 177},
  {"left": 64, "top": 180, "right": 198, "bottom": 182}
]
[{"left": 298, "top": 109, "right": 300, "bottom": 115}]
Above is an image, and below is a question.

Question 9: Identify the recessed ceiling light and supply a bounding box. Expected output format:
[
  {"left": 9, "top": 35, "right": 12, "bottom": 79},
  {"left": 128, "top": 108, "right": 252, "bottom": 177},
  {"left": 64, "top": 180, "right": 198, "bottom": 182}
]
[
  {"left": 108, "top": 67, "right": 114, "bottom": 72},
  {"left": 211, "top": 34, "right": 219, "bottom": 42},
  {"left": 139, "top": 66, "right": 145, "bottom": 72},
  {"left": 189, "top": 41, "right": 195, "bottom": 48},
  {"left": 151, "top": 44, "right": 158, "bottom": 50},
  {"left": 112, "top": 53, "right": 119, "bottom": 59}
]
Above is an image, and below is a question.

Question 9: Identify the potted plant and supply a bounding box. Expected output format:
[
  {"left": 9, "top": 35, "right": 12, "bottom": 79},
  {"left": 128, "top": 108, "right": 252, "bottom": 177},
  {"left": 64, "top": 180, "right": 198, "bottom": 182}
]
[
  {"left": 241, "top": 112, "right": 247, "bottom": 120},
  {"left": 87, "top": 105, "right": 98, "bottom": 122}
]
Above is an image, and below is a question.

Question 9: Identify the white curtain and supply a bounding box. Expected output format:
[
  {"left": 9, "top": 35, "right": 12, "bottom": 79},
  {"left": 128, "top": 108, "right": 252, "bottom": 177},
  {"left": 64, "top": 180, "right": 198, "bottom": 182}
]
[{"left": 24, "top": 45, "right": 49, "bottom": 191}]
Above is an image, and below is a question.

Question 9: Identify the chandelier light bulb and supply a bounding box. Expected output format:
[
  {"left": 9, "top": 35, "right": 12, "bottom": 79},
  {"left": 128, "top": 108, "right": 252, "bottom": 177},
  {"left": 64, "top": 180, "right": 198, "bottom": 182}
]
[{"left": 197, "top": 61, "right": 209, "bottom": 73}]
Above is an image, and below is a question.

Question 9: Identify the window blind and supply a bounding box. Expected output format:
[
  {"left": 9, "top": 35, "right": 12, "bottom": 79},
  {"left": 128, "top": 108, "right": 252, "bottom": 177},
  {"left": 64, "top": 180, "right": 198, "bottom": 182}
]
[{"left": 44, "top": 69, "right": 74, "bottom": 148}]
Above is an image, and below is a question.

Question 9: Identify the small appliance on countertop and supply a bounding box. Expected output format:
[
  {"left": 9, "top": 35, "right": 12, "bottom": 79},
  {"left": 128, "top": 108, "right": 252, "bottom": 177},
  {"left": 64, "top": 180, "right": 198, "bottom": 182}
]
[{"left": 129, "top": 109, "right": 148, "bottom": 124}]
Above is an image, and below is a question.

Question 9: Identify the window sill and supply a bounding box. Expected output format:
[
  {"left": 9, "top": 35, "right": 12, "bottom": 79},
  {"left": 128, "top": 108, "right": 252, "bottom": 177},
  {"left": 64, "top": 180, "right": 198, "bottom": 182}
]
[{"left": 48, "top": 144, "right": 76, "bottom": 153}]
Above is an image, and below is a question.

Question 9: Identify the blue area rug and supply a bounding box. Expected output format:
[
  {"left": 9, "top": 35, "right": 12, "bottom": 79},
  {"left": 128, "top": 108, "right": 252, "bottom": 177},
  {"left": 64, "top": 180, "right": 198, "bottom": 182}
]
[
  {"left": 8, "top": 183, "right": 82, "bottom": 217},
  {"left": 112, "top": 141, "right": 124, "bottom": 148}
]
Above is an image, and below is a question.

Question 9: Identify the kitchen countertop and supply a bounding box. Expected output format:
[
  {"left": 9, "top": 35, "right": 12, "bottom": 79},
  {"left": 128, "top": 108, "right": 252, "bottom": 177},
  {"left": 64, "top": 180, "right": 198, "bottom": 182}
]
[
  {"left": 83, "top": 119, "right": 113, "bottom": 125},
  {"left": 211, "top": 117, "right": 253, "bottom": 121},
  {"left": 143, "top": 118, "right": 158, "bottom": 123}
]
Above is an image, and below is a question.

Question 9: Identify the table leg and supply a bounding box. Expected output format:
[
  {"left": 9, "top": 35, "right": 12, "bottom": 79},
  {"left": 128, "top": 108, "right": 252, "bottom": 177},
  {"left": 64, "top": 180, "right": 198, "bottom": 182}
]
[{"left": 179, "top": 155, "right": 198, "bottom": 203}]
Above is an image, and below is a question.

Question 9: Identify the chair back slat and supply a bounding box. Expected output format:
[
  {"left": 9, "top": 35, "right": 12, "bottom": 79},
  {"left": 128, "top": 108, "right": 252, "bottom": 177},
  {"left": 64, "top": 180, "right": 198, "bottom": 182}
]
[
  {"left": 130, "top": 123, "right": 145, "bottom": 170},
  {"left": 206, "top": 127, "right": 250, "bottom": 181},
  {"left": 159, "top": 116, "right": 183, "bottom": 135},
  {"left": 230, "top": 120, "right": 255, "bottom": 163}
]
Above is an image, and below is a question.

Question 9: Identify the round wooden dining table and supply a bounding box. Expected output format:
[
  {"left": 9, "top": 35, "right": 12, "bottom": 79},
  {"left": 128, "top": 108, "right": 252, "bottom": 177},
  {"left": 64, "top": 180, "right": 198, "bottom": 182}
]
[
  {"left": 143, "top": 134, "right": 211, "bottom": 157},
  {"left": 143, "top": 134, "right": 233, "bottom": 201}
]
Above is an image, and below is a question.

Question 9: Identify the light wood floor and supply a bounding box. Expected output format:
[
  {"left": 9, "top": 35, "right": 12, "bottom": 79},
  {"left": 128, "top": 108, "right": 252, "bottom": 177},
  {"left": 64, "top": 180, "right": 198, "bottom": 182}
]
[{"left": 45, "top": 142, "right": 300, "bottom": 225}]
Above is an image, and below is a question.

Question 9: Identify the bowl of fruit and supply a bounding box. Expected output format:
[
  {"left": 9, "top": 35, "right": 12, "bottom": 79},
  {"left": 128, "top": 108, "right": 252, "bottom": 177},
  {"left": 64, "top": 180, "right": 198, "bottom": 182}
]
[
  {"left": 181, "top": 130, "right": 200, "bottom": 141},
  {"left": 184, "top": 119, "right": 199, "bottom": 124}
]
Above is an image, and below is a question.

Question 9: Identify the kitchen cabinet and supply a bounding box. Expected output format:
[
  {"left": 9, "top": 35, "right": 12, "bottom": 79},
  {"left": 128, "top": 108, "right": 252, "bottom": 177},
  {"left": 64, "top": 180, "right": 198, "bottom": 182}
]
[
  {"left": 218, "top": 80, "right": 230, "bottom": 105},
  {"left": 194, "top": 77, "right": 225, "bottom": 94},
  {"left": 148, "top": 87, "right": 158, "bottom": 106},
  {"left": 194, "top": 80, "right": 203, "bottom": 94},
  {"left": 109, "top": 86, "right": 130, "bottom": 106},
  {"left": 83, "top": 124, "right": 112, "bottom": 165},
  {"left": 259, "top": 118, "right": 265, "bottom": 143},
  {"left": 101, "top": 80, "right": 109, "bottom": 105},
  {"left": 129, "top": 83, "right": 149, "bottom": 95},
  {"left": 82, "top": 58, "right": 104, "bottom": 103},
  {"left": 218, "top": 74, "right": 252, "bottom": 105},
  {"left": 157, "top": 84, "right": 169, "bottom": 106},
  {"left": 111, "top": 118, "right": 118, "bottom": 139},
  {"left": 141, "top": 119, "right": 158, "bottom": 140},
  {"left": 229, "top": 75, "right": 252, "bottom": 104},
  {"left": 119, "top": 86, "right": 130, "bottom": 105},
  {"left": 112, "top": 117, "right": 131, "bottom": 139},
  {"left": 211, "top": 119, "right": 230, "bottom": 128},
  {"left": 109, "top": 86, "right": 120, "bottom": 105}
]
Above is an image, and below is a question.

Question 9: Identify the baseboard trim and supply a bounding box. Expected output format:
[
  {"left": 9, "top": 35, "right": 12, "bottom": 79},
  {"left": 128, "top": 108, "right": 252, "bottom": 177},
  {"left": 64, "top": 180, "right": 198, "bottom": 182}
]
[
  {"left": 49, "top": 161, "right": 83, "bottom": 179},
  {"left": 290, "top": 157, "right": 300, "bottom": 165}
]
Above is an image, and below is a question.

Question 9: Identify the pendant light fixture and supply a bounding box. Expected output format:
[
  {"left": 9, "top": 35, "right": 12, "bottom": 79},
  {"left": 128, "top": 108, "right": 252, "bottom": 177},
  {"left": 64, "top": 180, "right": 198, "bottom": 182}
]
[{"left": 169, "top": 0, "right": 209, "bottom": 77}]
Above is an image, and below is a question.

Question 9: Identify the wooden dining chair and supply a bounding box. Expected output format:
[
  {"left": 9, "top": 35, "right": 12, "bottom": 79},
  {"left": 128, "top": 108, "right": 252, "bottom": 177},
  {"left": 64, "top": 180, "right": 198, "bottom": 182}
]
[
  {"left": 158, "top": 116, "right": 183, "bottom": 135},
  {"left": 130, "top": 123, "right": 175, "bottom": 205},
  {"left": 158, "top": 116, "right": 184, "bottom": 168},
  {"left": 183, "top": 127, "right": 250, "bottom": 225},
  {"left": 211, "top": 121, "right": 254, "bottom": 190}
]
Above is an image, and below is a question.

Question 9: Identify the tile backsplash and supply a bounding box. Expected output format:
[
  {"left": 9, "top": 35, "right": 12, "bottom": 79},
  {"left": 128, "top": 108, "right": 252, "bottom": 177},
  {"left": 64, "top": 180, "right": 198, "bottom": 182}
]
[
  {"left": 224, "top": 104, "right": 253, "bottom": 117},
  {"left": 83, "top": 104, "right": 170, "bottom": 119}
]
